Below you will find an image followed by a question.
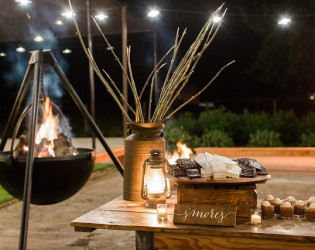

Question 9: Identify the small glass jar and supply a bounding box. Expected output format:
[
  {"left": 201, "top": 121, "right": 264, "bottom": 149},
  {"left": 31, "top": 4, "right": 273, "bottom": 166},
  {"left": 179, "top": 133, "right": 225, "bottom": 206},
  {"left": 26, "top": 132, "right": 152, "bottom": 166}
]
[
  {"left": 250, "top": 209, "right": 262, "bottom": 225},
  {"left": 157, "top": 204, "right": 168, "bottom": 221},
  {"left": 305, "top": 206, "right": 315, "bottom": 221},
  {"left": 280, "top": 203, "right": 294, "bottom": 219},
  {"left": 261, "top": 204, "right": 275, "bottom": 219}
]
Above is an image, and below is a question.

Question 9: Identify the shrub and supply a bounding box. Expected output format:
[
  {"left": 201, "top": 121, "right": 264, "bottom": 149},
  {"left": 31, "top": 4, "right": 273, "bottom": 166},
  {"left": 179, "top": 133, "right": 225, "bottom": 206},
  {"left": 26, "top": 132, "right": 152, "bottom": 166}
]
[
  {"left": 247, "top": 130, "right": 283, "bottom": 147},
  {"left": 174, "top": 112, "right": 199, "bottom": 135},
  {"left": 198, "top": 107, "right": 241, "bottom": 139},
  {"left": 200, "top": 130, "right": 234, "bottom": 147},
  {"left": 300, "top": 112, "right": 315, "bottom": 134},
  {"left": 273, "top": 110, "right": 299, "bottom": 145},
  {"left": 164, "top": 126, "right": 200, "bottom": 152},
  {"left": 299, "top": 132, "right": 315, "bottom": 147},
  {"left": 239, "top": 110, "right": 273, "bottom": 144},
  {"left": 198, "top": 108, "right": 229, "bottom": 132}
]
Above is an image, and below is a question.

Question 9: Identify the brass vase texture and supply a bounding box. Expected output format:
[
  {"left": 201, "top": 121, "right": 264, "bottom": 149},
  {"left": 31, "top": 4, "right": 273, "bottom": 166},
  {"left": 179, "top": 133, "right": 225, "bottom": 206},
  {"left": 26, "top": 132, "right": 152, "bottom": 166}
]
[{"left": 123, "top": 123, "right": 165, "bottom": 201}]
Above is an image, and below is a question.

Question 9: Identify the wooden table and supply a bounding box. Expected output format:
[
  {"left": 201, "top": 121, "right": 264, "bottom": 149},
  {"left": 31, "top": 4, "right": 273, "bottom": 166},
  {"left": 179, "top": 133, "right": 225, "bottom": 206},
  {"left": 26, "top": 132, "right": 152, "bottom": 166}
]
[{"left": 70, "top": 195, "right": 315, "bottom": 249}]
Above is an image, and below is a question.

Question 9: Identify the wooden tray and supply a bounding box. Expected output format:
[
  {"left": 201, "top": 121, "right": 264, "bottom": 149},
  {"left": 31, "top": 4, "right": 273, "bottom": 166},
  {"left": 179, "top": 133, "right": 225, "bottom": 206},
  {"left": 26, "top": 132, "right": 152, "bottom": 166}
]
[{"left": 166, "top": 172, "right": 271, "bottom": 185}]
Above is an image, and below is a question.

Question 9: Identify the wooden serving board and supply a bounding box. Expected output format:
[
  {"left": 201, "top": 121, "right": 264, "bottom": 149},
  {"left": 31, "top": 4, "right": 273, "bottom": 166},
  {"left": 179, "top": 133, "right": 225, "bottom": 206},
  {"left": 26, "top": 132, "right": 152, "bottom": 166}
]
[{"left": 165, "top": 173, "right": 271, "bottom": 185}]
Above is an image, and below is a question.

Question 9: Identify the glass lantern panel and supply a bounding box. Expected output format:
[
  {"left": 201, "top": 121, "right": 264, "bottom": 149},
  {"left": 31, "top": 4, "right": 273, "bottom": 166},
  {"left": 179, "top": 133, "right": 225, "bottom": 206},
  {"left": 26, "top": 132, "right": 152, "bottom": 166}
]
[{"left": 145, "top": 166, "right": 166, "bottom": 195}]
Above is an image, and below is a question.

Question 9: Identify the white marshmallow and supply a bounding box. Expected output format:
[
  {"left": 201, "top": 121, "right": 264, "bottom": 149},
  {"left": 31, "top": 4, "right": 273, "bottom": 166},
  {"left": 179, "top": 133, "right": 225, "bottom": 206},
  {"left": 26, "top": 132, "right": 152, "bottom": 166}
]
[
  {"left": 310, "top": 203, "right": 315, "bottom": 208},
  {"left": 265, "top": 194, "right": 274, "bottom": 201},
  {"left": 210, "top": 160, "right": 226, "bottom": 173},
  {"left": 274, "top": 198, "right": 283, "bottom": 205},
  {"left": 308, "top": 197, "right": 315, "bottom": 203},
  {"left": 261, "top": 201, "right": 270, "bottom": 206},
  {"left": 200, "top": 168, "right": 211, "bottom": 178},
  {"left": 194, "top": 153, "right": 213, "bottom": 175},
  {"left": 295, "top": 200, "right": 305, "bottom": 206},
  {"left": 226, "top": 165, "right": 241, "bottom": 178},
  {"left": 213, "top": 173, "right": 227, "bottom": 179},
  {"left": 285, "top": 196, "right": 296, "bottom": 203},
  {"left": 282, "top": 202, "right": 292, "bottom": 207}
]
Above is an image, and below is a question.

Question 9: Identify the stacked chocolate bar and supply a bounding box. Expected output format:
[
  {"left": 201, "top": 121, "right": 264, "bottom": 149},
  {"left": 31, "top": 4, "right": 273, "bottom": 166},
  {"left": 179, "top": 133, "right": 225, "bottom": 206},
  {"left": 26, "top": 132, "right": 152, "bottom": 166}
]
[
  {"left": 236, "top": 158, "right": 269, "bottom": 177},
  {"left": 168, "top": 158, "right": 201, "bottom": 178}
]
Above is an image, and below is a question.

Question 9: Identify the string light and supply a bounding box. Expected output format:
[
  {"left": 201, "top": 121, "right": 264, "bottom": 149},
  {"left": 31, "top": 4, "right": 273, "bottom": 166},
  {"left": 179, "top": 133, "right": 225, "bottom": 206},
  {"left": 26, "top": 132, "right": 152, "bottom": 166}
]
[
  {"left": 278, "top": 17, "right": 291, "bottom": 26},
  {"left": 0, "top": 52, "right": 6, "bottom": 57},
  {"left": 213, "top": 16, "right": 222, "bottom": 23},
  {"left": 34, "top": 36, "right": 44, "bottom": 42},
  {"left": 15, "top": 0, "right": 31, "bottom": 6},
  {"left": 147, "top": 9, "right": 160, "bottom": 18},
  {"left": 62, "top": 49, "right": 72, "bottom": 54},
  {"left": 61, "top": 11, "right": 75, "bottom": 18},
  {"left": 55, "top": 20, "right": 64, "bottom": 25},
  {"left": 95, "top": 13, "right": 108, "bottom": 21},
  {"left": 16, "top": 47, "right": 26, "bottom": 53}
]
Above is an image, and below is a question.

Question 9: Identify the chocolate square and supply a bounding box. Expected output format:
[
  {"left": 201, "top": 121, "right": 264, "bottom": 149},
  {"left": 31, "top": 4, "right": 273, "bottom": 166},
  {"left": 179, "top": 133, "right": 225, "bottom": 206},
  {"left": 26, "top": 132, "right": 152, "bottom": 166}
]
[
  {"left": 256, "top": 166, "right": 269, "bottom": 175},
  {"left": 173, "top": 166, "right": 187, "bottom": 177},
  {"left": 239, "top": 164, "right": 257, "bottom": 177},
  {"left": 186, "top": 168, "right": 201, "bottom": 178},
  {"left": 176, "top": 158, "right": 196, "bottom": 170}
]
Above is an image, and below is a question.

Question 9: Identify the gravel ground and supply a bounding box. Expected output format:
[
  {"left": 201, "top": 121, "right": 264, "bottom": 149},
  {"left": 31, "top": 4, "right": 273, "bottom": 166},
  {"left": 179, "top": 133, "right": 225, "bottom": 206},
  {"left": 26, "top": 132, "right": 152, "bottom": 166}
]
[{"left": 0, "top": 168, "right": 314, "bottom": 250}]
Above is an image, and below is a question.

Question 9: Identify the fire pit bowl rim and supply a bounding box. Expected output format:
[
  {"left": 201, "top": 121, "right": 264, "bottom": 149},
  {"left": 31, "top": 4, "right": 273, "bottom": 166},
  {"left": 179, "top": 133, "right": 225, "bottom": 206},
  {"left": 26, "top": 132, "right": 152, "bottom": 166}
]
[
  {"left": 1, "top": 148, "right": 95, "bottom": 163},
  {"left": 0, "top": 148, "right": 95, "bottom": 205}
]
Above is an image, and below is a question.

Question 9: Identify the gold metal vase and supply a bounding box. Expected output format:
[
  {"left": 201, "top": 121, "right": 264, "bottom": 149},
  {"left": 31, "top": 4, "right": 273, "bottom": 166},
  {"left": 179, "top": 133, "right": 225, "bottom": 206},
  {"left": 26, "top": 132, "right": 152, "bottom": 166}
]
[{"left": 123, "top": 123, "right": 165, "bottom": 201}]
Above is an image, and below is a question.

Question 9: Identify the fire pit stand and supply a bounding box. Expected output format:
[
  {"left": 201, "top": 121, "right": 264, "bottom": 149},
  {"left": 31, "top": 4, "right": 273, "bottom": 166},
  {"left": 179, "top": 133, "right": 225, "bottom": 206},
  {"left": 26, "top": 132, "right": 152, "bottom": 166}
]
[{"left": 0, "top": 50, "right": 124, "bottom": 250}]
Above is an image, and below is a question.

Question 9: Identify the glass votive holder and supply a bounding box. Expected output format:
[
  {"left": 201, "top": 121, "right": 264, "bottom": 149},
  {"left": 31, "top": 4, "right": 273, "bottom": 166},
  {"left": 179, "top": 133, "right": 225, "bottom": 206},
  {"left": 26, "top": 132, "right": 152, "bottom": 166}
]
[
  {"left": 157, "top": 204, "right": 168, "bottom": 221},
  {"left": 250, "top": 209, "right": 262, "bottom": 225}
]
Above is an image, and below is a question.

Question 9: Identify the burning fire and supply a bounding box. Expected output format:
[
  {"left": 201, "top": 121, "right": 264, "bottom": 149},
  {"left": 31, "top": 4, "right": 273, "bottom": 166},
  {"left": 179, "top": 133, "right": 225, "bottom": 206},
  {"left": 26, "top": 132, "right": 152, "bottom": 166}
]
[
  {"left": 167, "top": 141, "right": 192, "bottom": 164},
  {"left": 14, "top": 96, "right": 78, "bottom": 158},
  {"left": 35, "top": 97, "right": 59, "bottom": 157}
]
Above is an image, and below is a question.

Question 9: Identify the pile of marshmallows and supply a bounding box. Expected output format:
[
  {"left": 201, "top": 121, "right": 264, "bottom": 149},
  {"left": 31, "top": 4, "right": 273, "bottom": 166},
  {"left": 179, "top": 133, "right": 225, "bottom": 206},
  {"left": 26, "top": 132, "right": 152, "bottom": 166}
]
[{"left": 194, "top": 153, "right": 241, "bottom": 178}]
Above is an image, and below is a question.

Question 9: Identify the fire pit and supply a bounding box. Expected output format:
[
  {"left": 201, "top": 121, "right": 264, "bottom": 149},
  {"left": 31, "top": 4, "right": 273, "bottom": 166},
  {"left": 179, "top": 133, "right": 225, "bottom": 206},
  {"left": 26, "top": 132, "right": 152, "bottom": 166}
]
[
  {"left": 0, "top": 148, "right": 94, "bottom": 205},
  {"left": 0, "top": 97, "right": 95, "bottom": 205}
]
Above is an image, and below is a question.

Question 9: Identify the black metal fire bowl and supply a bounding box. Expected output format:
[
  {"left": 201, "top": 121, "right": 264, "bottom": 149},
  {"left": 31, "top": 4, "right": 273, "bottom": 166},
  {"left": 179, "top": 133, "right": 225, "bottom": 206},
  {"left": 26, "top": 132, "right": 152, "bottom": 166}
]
[{"left": 0, "top": 148, "right": 95, "bottom": 205}]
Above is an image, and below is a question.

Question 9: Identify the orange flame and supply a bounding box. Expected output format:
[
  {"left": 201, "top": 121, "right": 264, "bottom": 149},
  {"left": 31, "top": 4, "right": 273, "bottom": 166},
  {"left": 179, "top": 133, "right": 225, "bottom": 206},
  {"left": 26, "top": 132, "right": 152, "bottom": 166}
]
[
  {"left": 167, "top": 141, "right": 192, "bottom": 164},
  {"left": 35, "top": 97, "right": 59, "bottom": 157}
]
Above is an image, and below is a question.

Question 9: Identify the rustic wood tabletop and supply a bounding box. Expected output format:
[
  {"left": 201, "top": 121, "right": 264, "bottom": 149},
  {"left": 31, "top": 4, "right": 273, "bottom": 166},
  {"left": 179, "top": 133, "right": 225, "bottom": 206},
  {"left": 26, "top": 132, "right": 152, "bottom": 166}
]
[{"left": 71, "top": 195, "right": 315, "bottom": 249}]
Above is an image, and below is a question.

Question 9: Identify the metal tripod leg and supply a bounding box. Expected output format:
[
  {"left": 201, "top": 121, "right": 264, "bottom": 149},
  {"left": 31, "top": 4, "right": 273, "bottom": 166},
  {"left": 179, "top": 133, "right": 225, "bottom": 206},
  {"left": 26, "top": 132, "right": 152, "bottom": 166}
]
[
  {"left": 0, "top": 64, "right": 34, "bottom": 151},
  {"left": 18, "top": 51, "right": 42, "bottom": 250},
  {"left": 50, "top": 54, "right": 124, "bottom": 176}
]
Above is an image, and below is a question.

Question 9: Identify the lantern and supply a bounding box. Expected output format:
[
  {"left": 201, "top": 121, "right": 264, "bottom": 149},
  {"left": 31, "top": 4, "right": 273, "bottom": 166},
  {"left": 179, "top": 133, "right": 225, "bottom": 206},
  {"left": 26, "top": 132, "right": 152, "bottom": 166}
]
[{"left": 141, "top": 150, "right": 171, "bottom": 208}]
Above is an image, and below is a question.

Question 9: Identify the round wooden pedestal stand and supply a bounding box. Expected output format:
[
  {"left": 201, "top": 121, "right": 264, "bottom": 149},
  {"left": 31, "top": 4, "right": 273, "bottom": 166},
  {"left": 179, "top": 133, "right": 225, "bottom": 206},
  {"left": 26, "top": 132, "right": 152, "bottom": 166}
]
[{"left": 166, "top": 173, "right": 271, "bottom": 218}]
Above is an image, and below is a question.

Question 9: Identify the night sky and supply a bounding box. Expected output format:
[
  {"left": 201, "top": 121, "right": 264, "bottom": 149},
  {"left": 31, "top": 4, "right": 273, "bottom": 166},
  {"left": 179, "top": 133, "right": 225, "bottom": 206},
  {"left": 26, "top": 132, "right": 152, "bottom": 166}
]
[{"left": 0, "top": 0, "right": 314, "bottom": 134}]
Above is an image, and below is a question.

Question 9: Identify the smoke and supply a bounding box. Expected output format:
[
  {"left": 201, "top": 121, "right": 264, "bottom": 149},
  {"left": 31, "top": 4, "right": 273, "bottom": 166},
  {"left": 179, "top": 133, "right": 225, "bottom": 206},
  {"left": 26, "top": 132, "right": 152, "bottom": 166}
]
[{"left": 3, "top": 2, "right": 69, "bottom": 106}]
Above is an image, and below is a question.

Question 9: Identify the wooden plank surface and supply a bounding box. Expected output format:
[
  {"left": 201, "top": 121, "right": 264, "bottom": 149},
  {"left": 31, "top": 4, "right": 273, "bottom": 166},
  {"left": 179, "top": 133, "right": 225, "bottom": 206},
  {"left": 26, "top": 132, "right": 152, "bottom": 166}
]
[
  {"left": 94, "top": 196, "right": 176, "bottom": 214},
  {"left": 154, "top": 233, "right": 315, "bottom": 249},
  {"left": 70, "top": 196, "right": 315, "bottom": 242},
  {"left": 166, "top": 173, "right": 271, "bottom": 185}
]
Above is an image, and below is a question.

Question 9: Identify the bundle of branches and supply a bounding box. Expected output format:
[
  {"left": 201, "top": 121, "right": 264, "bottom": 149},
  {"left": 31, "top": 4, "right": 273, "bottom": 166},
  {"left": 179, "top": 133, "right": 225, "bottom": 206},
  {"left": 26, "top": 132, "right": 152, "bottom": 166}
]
[{"left": 69, "top": 1, "right": 234, "bottom": 124}]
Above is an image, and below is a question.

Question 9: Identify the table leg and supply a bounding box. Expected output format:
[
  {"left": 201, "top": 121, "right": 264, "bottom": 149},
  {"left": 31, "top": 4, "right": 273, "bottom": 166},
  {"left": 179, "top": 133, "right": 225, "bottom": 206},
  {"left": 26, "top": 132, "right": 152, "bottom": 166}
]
[{"left": 136, "top": 231, "right": 154, "bottom": 250}]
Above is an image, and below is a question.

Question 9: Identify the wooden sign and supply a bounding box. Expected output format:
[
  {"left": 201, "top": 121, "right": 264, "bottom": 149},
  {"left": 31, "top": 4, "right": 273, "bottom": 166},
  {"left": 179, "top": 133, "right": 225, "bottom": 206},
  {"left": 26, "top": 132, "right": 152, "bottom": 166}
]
[{"left": 174, "top": 204, "right": 236, "bottom": 227}]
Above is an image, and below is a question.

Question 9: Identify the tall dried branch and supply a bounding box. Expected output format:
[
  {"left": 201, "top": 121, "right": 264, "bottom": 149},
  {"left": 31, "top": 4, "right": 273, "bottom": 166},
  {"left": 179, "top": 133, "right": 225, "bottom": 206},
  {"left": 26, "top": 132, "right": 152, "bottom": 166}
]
[{"left": 163, "top": 60, "right": 235, "bottom": 121}]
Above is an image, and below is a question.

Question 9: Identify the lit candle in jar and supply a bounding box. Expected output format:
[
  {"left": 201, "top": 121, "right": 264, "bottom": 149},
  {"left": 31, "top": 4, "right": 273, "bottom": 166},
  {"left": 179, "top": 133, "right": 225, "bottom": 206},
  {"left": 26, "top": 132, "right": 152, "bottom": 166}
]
[
  {"left": 157, "top": 204, "right": 168, "bottom": 221},
  {"left": 250, "top": 209, "right": 262, "bottom": 225}
]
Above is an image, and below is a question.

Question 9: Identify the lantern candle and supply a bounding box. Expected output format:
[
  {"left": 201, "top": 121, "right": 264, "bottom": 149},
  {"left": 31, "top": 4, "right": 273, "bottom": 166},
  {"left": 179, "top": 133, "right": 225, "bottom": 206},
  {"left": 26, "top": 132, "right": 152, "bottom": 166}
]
[
  {"left": 250, "top": 209, "right": 262, "bottom": 225},
  {"left": 157, "top": 204, "right": 168, "bottom": 221},
  {"left": 141, "top": 150, "right": 172, "bottom": 208}
]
